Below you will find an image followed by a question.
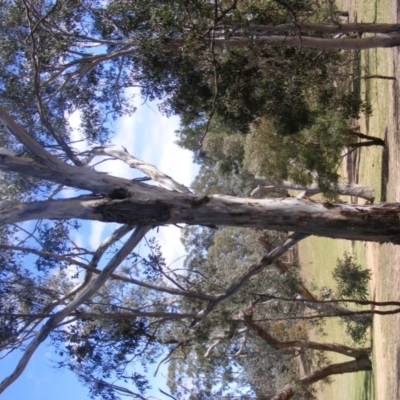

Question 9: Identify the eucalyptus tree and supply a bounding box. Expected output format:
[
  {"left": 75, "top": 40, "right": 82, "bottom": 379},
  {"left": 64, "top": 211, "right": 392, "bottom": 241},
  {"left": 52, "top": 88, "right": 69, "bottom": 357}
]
[
  {"left": 168, "top": 226, "right": 303, "bottom": 398},
  {"left": 2, "top": 0, "right": 399, "bottom": 141},
  {"left": 243, "top": 115, "right": 383, "bottom": 198},
  {"left": 167, "top": 225, "right": 376, "bottom": 399},
  {"left": 2, "top": 120, "right": 400, "bottom": 242},
  {"left": 1, "top": 0, "right": 400, "bottom": 398},
  {"left": 0, "top": 105, "right": 391, "bottom": 398},
  {"left": 177, "top": 115, "right": 378, "bottom": 201}
]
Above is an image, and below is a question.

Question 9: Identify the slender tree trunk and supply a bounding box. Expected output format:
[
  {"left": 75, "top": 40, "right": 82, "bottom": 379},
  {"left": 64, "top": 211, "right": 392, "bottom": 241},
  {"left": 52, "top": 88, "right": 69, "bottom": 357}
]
[
  {"left": 357, "top": 74, "right": 396, "bottom": 80},
  {"left": 217, "top": 35, "right": 400, "bottom": 50},
  {"left": 242, "top": 312, "right": 370, "bottom": 359},
  {"left": 300, "top": 356, "right": 372, "bottom": 386},
  {"left": 345, "top": 129, "right": 385, "bottom": 147},
  {"left": 239, "top": 22, "right": 400, "bottom": 35},
  {"left": 269, "top": 357, "right": 372, "bottom": 400},
  {"left": 252, "top": 181, "right": 376, "bottom": 201},
  {"left": 242, "top": 311, "right": 372, "bottom": 400},
  {"left": 348, "top": 140, "right": 385, "bottom": 149}
]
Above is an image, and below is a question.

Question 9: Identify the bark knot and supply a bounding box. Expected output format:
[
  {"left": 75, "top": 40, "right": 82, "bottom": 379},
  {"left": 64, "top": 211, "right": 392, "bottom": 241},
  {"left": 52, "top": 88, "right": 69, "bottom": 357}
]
[
  {"left": 108, "top": 187, "right": 130, "bottom": 199},
  {"left": 191, "top": 196, "right": 210, "bottom": 208}
]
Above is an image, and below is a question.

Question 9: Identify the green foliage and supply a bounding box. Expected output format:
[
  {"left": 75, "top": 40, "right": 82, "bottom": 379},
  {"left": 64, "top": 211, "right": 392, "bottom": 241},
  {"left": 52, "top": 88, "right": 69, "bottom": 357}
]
[
  {"left": 333, "top": 253, "right": 372, "bottom": 344},
  {"left": 243, "top": 113, "right": 351, "bottom": 196},
  {"left": 55, "top": 319, "right": 151, "bottom": 400},
  {"left": 339, "top": 92, "right": 373, "bottom": 119},
  {"left": 0, "top": 0, "right": 142, "bottom": 145},
  {"left": 342, "top": 314, "right": 372, "bottom": 345},
  {"left": 333, "top": 252, "right": 371, "bottom": 301}
]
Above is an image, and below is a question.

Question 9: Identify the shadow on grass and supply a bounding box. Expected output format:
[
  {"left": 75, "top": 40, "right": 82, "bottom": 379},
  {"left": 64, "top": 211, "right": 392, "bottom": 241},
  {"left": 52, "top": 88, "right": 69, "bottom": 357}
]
[
  {"left": 360, "top": 370, "right": 374, "bottom": 400},
  {"left": 380, "top": 127, "right": 389, "bottom": 202}
]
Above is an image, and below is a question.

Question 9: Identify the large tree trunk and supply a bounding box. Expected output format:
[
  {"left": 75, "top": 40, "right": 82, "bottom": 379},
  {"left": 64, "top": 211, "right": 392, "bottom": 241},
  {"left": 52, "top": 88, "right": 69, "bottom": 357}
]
[
  {"left": 0, "top": 105, "right": 394, "bottom": 244},
  {"left": 2, "top": 190, "right": 400, "bottom": 243},
  {"left": 1, "top": 152, "right": 400, "bottom": 243},
  {"left": 348, "top": 140, "right": 385, "bottom": 149},
  {"left": 3, "top": 190, "right": 400, "bottom": 242}
]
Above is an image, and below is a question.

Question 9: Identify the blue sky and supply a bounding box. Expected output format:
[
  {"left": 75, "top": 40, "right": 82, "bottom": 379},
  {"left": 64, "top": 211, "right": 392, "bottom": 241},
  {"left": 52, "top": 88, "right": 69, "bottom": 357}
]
[{"left": 0, "top": 89, "right": 199, "bottom": 399}]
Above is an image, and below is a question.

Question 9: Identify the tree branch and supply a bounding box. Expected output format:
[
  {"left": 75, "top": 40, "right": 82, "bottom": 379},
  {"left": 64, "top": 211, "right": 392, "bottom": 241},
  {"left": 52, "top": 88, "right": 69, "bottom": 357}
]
[
  {"left": 0, "top": 105, "right": 59, "bottom": 166},
  {"left": 191, "top": 233, "right": 308, "bottom": 326},
  {"left": 0, "top": 226, "right": 149, "bottom": 394},
  {"left": 242, "top": 308, "right": 370, "bottom": 358},
  {"left": 81, "top": 146, "right": 191, "bottom": 193}
]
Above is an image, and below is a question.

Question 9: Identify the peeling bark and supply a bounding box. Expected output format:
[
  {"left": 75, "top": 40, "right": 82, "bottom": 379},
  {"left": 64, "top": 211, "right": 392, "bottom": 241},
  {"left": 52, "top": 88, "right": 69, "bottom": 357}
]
[{"left": 2, "top": 178, "right": 400, "bottom": 242}]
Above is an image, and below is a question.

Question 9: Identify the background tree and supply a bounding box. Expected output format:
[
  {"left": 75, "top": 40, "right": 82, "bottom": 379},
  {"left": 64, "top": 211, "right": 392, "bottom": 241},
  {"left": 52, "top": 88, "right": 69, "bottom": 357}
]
[
  {"left": 1, "top": 0, "right": 393, "bottom": 145},
  {"left": 166, "top": 225, "right": 378, "bottom": 399},
  {"left": 178, "top": 114, "right": 378, "bottom": 200}
]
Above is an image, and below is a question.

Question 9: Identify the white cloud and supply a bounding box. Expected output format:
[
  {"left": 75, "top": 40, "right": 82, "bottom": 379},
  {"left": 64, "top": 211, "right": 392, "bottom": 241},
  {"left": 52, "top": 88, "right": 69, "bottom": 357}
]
[
  {"left": 156, "top": 225, "right": 186, "bottom": 271},
  {"left": 89, "top": 220, "right": 107, "bottom": 251},
  {"left": 67, "top": 109, "right": 90, "bottom": 154},
  {"left": 139, "top": 106, "right": 198, "bottom": 188}
]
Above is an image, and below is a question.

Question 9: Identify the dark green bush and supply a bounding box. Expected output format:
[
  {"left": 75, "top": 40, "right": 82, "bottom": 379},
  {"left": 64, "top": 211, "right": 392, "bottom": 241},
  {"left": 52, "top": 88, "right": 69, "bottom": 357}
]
[{"left": 333, "top": 252, "right": 371, "bottom": 301}]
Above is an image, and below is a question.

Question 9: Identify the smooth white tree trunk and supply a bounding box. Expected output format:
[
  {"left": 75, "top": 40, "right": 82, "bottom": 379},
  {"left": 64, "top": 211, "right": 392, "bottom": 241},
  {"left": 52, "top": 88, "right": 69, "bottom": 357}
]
[
  {"left": 218, "top": 35, "right": 400, "bottom": 50},
  {"left": 252, "top": 181, "right": 375, "bottom": 201},
  {"left": 242, "top": 22, "right": 400, "bottom": 35}
]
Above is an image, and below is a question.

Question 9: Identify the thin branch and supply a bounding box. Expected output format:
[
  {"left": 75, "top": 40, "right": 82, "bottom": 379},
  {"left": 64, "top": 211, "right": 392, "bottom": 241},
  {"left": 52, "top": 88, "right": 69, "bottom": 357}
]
[
  {"left": 204, "top": 339, "right": 222, "bottom": 358},
  {"left": 83, "top": 378, "right": 147, "bottom": 400},
  {"left": 251, "top": 307, "right": 400, "bottom": 322},
  {"left": 241, "top": 306, "right": 370, "bottom": 358},
  {"left": 0, "top": 105, "right": 59, "bottom": 166},
  {"left": 190, "top": 233, "right": 308, "bottom": 326},
  {"left": 22, "top": 0, "right": 82, "bottom": 166},
  {"left": 81, "top": 146, "right": 190, "bottom": 193},
  {"left": 254, "top": 293, "right": 400, "bottom": 307},
  {"left": 154, "top": 341, "right": 189, "bottom": 377},
  {"left": 233, "top": 330, "right": 248, "bottom": 357}
]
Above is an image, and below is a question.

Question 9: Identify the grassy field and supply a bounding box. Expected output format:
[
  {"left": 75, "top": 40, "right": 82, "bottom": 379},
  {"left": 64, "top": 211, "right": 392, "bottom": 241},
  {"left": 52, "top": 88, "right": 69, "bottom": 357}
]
[{"left": 297, "top": 0, "right": 400, "bottom": 399}]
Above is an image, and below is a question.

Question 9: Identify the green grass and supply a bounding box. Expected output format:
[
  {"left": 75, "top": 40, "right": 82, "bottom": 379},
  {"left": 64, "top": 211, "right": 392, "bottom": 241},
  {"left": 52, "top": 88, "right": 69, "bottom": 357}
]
[{"left": 298, "top": 237, "right": 374, "bottom": 400}]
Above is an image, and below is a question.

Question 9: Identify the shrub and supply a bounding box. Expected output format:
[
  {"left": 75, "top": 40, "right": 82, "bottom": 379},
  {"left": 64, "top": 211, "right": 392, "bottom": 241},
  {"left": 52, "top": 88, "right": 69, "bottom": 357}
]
[{"left": 333, "top": 252, "right": 371, "bottom": 301}]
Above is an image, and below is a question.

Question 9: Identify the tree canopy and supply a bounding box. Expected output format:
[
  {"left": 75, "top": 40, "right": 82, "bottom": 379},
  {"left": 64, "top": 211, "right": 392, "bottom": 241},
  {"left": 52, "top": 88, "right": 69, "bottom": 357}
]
[{"left": 0, "top": 0, "right": 399, "bottom": 399}]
